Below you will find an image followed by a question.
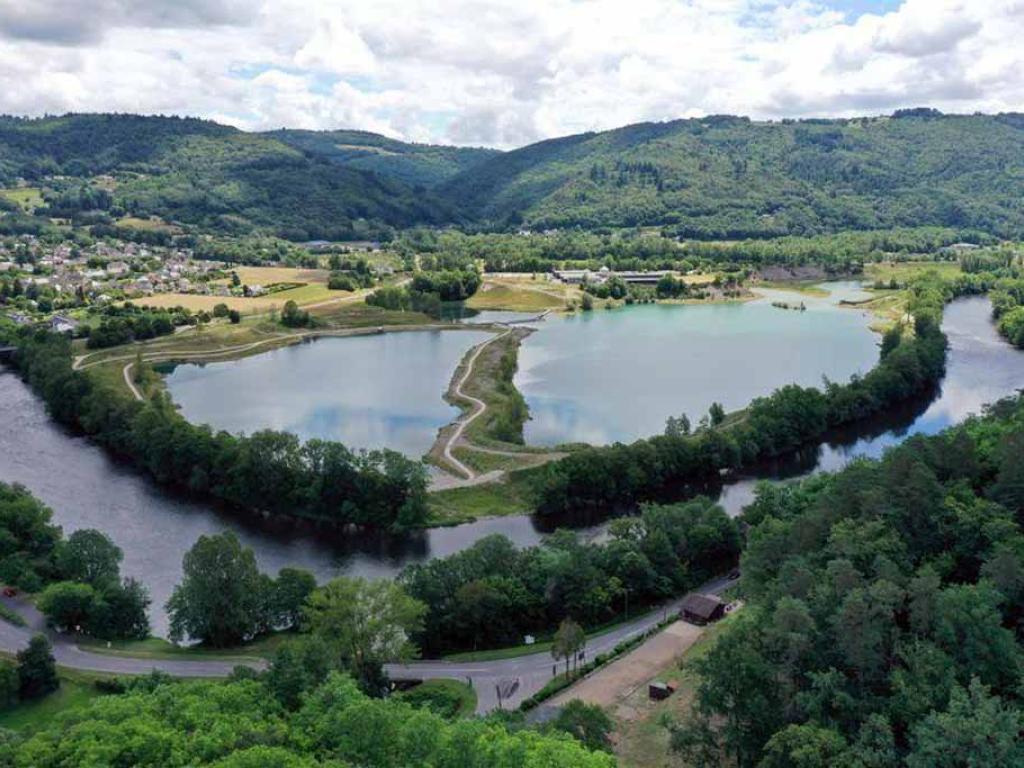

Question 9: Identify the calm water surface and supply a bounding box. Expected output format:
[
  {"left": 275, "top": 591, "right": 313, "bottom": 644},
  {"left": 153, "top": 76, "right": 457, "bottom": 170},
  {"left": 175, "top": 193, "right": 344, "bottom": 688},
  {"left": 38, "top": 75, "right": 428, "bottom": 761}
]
[
  {"left": 516, "top": 283, "right": 880, "bottom": 446},
  {"left": 164, "top": 329, "right": 493, "bottom": 458},
  {"left": 0, "top": 295, "right": 1020, "bottom": 634}
]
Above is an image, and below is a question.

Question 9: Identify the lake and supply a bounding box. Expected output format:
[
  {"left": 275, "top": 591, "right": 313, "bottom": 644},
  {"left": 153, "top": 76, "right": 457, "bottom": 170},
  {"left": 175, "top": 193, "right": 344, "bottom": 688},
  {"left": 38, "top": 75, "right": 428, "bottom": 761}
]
[
  {"left": 515, "top": 283, "right": 880, "bottom": 446},
  {"left": 0, "top": 296, "right": 1020, "bottom": 635},
  {"left": 163, "top": 329, "right": 493, "bottom": 458}
]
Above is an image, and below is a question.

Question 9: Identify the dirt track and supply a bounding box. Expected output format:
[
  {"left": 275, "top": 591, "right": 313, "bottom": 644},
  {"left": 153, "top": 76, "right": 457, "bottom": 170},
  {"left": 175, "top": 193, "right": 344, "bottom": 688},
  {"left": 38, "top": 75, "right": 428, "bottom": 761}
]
[{"left": 549, "top": 620, "right": 704, "bottom": 716}]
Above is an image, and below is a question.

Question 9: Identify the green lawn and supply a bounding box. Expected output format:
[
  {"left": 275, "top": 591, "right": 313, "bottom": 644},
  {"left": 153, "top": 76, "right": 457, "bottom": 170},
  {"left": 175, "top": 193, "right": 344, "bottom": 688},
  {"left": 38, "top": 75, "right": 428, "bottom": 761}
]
[
  {"left": 0, "top": 671, "right": 107, "bottom": 733},
  {"left": 427, "top": 470, "right": 540, "bottom": 525},
  {"left": 0, "top": 187, "right": 44, "bottom": 212},
  {"left": 77, "top": 632, "right": 289, "bottom": 661}
]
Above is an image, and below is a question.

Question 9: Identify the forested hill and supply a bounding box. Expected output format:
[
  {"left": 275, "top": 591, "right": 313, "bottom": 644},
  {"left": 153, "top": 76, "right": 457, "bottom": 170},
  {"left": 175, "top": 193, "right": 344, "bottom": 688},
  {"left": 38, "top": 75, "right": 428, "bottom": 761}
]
[
  {"left": 0, "top": 114, "right": 457, "bottom": 240},
  {"left": 439, "top": 111, "right": 1024, "bottom": 239},
  {"left": 267, "top": 128, "right": 500, "bottom": 188},
  {"left": 5, "top": 111, "right": 1024, "bottom": 241}
]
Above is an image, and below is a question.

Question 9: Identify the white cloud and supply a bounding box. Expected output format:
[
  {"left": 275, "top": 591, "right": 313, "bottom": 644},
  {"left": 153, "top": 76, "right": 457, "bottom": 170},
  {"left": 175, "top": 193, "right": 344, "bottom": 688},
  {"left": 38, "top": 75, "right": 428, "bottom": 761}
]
[{"left": 0, "top": 0, "right": 1021, "bottom": 148}]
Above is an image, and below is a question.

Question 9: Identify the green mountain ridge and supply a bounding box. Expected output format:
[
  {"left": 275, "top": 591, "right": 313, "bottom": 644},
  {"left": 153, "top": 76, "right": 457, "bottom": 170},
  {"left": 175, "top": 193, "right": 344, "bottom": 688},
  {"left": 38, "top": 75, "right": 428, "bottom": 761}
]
[
  {"left": 441, "top": 112, "right": 1024, "bottom": 238},
  {"left": 2, "top": 111, "right": 1024, "bottom": 240},
  {"left": 0, "top": 114, "right": 459, "bottom": 240},
  {"left": 267, "top": 128, "right": 500, "bottom": 189}
]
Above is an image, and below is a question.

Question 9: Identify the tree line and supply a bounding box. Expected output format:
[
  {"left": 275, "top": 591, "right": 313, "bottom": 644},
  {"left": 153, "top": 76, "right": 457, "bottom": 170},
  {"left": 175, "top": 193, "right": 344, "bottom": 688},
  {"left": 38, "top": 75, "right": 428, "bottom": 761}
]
[
  {"left": 1, "top": 329, "right": 430, "bottom": 530},
  {"left": 670, "top": 394, "right": 1024, "bottom": 767},
  {"left": 399, "top": 497, "right": 739, "bottom": 656},
  {"left": 0, "top": 482, "right": 149, "bottom": 641}
]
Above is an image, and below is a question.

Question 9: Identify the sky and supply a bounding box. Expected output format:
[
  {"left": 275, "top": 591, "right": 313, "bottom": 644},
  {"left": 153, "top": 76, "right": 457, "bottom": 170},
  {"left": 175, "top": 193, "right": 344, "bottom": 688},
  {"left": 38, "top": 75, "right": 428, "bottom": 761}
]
[{"left": 0, "top": 0, "right": 1021, "bottom": 148}]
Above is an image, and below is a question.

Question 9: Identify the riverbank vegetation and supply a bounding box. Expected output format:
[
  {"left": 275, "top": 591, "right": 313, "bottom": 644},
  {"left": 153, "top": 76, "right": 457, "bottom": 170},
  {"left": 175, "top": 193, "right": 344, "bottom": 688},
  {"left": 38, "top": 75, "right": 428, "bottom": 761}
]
[
  {"left": 401, "top": 497, "right": 739, "bottom": 656},
  {"left": 666, "top": 394, "right": 1024, "bottom": 767},
  {"left": 0, "top": 329, "right": 431, "bottom": 531},
  {"left": 0, "top": 482, "right": 150, "bottom": 640}
]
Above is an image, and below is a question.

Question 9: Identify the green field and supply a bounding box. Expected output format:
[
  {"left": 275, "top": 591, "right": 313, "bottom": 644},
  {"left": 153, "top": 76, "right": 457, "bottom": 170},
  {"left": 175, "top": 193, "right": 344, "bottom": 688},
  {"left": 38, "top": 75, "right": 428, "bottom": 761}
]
[
  {"left": 0, "top": 671, "right": 106, "bottom": 733},
  {"left": 0, "top": 187, "right": 43, "bottom": 212}
]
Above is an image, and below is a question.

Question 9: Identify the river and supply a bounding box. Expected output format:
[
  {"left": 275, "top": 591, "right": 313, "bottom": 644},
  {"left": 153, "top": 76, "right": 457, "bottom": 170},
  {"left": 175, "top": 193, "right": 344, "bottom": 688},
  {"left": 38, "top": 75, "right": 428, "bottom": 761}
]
[{"left": 0, "top": 296, "right": 1020, "bottom": 634}]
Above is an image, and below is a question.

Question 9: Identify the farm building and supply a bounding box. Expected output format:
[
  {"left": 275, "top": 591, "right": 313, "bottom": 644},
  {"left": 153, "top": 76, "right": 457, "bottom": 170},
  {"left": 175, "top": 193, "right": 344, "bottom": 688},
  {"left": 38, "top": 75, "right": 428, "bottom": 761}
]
[{"left": 680, "top": 593, "right": 725, "bottom": 625}]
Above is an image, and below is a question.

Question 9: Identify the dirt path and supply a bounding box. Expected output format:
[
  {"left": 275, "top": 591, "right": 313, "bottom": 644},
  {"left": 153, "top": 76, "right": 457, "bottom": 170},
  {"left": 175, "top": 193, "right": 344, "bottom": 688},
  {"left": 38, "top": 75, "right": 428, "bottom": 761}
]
[
  {"left": 122, "top": 362, "right": 143, "bottom": 400},
  {"left": 548, "top": 621, "right": 705, "bottom": 717},
  {"left": 438, "top": 328, "right": 513, "bottom": 479}
]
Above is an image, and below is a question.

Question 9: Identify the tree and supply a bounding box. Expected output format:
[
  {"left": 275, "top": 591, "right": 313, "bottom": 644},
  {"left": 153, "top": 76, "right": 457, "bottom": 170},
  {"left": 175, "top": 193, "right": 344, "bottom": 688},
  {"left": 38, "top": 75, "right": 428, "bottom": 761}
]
[
  {"left": 709, "top": 402, "right": 726, "bottom": 427},
  {"left": 228, "top": 309, "right": 241, "bottom": 324},
  {"left": 0, "top": 663, "right": 18, "bottom": 710},
  {"left": 552, "top": 618, "right": 586, "bottom": 676},
  {"left": 281, "top": 300, "right": 309, "bottom": 328},
  {"left": 665, "top": 413, "right": 691, "bottom": 437},
  {"left": 304, "top": 577, "right": 426, "bottom": 692},
  {"left": 38, "top": 581, "right": 99, "bottom": 633},
  {"left": 272, "top": 568, "right": 317, "bottom": 630},
  {"left": 17, "top": 635, "right": 58, "bottom": 700},
  {"left": 166, "top": 532, "right": 269, "bottom": 647},
  {"left": 94, "top": 577, "right": 151, "bottom": 640},
  {"left": 907, "top": 679, "right": 1023, "bottom": 768},
  {"left": 550, "top": 700, "right": 614, "bottom": 752},
  {"left": 212, "top": 303, "right": 230, "bottom": 318},
  {"left": 55, "top": 528, "right": 123, "bottom": 586}
]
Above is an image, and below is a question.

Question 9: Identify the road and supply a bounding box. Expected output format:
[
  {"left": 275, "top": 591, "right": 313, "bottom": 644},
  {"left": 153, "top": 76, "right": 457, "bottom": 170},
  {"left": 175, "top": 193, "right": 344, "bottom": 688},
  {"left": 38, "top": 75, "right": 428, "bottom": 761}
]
[
  {"left": 0, "top": 594, "right": 265, "bottom": 678},
  {"left": 386, "top": 574, "right": 733, "bottom": 714},
  {"left": 0, "top": 575, "right": 731, "bottom": 711}
]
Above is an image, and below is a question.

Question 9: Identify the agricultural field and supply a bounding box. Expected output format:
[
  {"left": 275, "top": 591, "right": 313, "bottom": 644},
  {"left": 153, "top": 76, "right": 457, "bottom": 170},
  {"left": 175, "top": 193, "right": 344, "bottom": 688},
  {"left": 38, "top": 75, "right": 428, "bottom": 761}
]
[
  {"left": 864, "top": 259, "right": 962, "bottom": 283},
  {"left": 467, "top": 275, "right": 580, "bottom": 311},
  {"left": 134, "top": 282, "right": 353, "bottom": 314},
  {"left": 115, "top": 216, "right": 180, "bottom": 233},
  {"left": 0, "top": 186, "right": 44, "bottom": 212}
]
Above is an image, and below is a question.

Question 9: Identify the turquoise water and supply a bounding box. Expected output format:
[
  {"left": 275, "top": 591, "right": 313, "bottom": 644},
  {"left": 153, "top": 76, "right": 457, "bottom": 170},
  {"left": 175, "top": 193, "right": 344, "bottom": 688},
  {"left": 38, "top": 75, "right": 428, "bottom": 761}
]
[
  {"left": 164, "top": 329, "right": 493, "bottom": 458},
  {"left": 515, "top": 283, "right": 880, "bottom": 446}
]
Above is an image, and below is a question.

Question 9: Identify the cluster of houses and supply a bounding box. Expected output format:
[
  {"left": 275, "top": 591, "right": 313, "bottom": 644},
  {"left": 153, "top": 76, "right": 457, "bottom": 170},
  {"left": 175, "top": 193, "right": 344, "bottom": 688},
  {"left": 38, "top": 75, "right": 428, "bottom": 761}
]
[
  {"left": 0, "top": 234, "right": 229, "bottom": 302},
  {"left": 552, "top": 266, "right": 675, "bottom": 285}
]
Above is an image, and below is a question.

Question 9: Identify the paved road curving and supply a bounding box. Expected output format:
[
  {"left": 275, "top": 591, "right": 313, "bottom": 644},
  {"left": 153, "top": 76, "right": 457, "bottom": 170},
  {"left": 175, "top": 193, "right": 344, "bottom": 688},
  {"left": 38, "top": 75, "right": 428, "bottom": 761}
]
[
  {"left": 0, "top": 575, "right": 730, "bottom": 713},
  {"left": 0, "top": 594, "right": 265, "bottom": 678},
  {"left": 386, "top": 574, "right": 733, "bottom": 714}
]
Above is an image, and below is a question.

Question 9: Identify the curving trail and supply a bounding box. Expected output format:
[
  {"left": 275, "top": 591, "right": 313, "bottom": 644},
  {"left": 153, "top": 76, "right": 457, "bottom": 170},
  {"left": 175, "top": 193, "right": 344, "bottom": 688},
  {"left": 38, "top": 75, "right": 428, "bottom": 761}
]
[{"left": 440, "top": 328, "right": 514, "bottom": 479}]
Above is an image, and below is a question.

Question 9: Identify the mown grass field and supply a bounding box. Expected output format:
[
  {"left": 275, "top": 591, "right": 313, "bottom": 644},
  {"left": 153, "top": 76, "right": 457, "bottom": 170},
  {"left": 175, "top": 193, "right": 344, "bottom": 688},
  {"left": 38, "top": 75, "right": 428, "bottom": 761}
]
[
  {"left": 77, "top": 632, "right": 288, "bottom": 661},
  {"left": 864, "top": 260, "right": 962, "bottom": 283},
  {"left": 466, "top": 277, "right": 574, "bottom": 311},
  {"left": 223, "top": 265, "right": 331, "bottom": 286},
  {"left": 0, "top": 669, "right": 109, "bottom": 733},
  {"left": 134, "top": 283, "right": 349, "bottom": 314},
  {"left": 426, "top": 469, "right": 540, "bottom": 524},
  {"left": 0, "top": 187, "right": 43, "bottom": 212},
  {"left": 115, "top": 216, "right": 180, "bottom": 233}
]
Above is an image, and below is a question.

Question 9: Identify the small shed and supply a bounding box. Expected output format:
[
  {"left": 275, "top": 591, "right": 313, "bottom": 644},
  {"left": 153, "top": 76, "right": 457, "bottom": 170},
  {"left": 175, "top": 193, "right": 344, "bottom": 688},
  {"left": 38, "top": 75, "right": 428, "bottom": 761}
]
[{"left": 680, "top": 593, "right": 725, "bottom": 626}]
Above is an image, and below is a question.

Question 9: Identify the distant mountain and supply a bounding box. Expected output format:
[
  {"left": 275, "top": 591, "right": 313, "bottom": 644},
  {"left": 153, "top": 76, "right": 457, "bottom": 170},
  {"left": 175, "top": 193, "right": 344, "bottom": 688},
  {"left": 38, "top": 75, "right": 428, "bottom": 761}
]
[
  {"left": 0, "top": 114, "right": 457, "bottom": 239},
  {"left": 3, "top": 111, "right": 1024, "bottom": 241},
  {"left": 438, "top": 112, "right": 1024, "bottom": 239},
  {"left": 267, "top": 129, "right": 499, "bottom": 189}
]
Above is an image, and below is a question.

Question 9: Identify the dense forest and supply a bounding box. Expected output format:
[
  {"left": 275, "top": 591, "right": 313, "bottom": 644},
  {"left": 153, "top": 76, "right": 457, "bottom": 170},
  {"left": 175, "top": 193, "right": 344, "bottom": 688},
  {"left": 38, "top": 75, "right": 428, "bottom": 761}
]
[
  {"left": 1, "top": 672, "right": 613, "bottom": 766},
  {"left": 4, "top": 112, "right": 1024, "bottom": 240},
  {"left": 268, "top": 128, "right": 499, "bottom": 188},
  {"left": 670, "top": 393, "right": 1024, "bottom": 767},
  {"left": 441, "top": 112, "right": 1024, "bottom": 237},
  {"left": 0, "top": 115, "right": 455, "bottom": 240}
]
